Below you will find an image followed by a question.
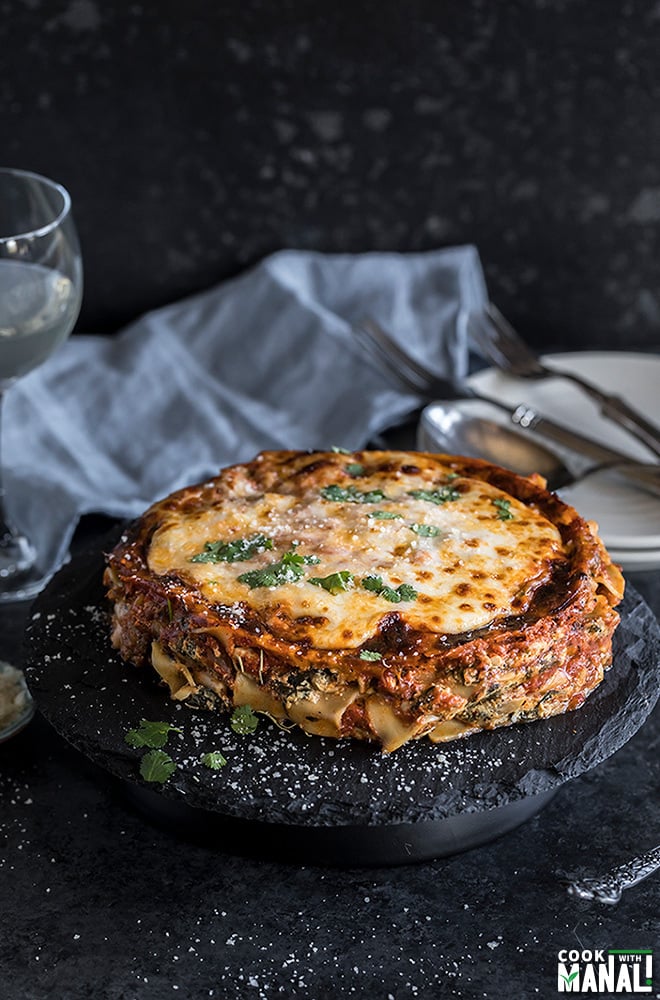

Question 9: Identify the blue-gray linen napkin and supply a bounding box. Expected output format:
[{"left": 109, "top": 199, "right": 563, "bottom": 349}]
[{"left": 5, "top": 246, "right": 487, "bottom": 584}]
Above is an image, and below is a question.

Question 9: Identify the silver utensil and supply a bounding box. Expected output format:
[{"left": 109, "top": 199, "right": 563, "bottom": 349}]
[
  {"left": 508, "top": 403, "right": 660, "bottom": 495},
  {"left": 418, "top": 401, "right": 660, "bottom": 495},
  {"left": 469, "top": 303, "right": 660, "bottom": 460},
  {"left": 355, "top": 318, "right": 660, "bottom": 499},
  {"left": 418, "top": 402, "right": 575, "bottom": 489},
  {"left": 561, "top": 844, "right": 660, "bottom": 904}
]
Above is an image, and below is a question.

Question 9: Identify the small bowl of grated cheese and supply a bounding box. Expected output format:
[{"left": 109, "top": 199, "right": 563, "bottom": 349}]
[{"left": 0, "top": 661, "right": 34, "bottom": 743}]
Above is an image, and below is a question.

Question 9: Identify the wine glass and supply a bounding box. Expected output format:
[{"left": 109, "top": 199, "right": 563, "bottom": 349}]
[{"left": 0, "top": 167, "right": 82, "bottom": 602}]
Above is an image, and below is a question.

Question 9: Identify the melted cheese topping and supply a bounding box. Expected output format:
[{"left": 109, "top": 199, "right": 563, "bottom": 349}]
[{"left": 148, "top": 474, "right": 564, "bottom": 649}]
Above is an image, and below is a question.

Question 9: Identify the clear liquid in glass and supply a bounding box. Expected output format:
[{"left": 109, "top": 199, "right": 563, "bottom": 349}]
[{"left": 0, "top": 259, "right": 81, "bottom": 384}]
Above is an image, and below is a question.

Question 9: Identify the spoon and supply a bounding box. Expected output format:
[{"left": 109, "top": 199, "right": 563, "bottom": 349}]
[
  {"left": 418, "top": 399, "right": 660, "bottom": 499},
  {"left": 418, "top": 400, "right": 575, "bottom": 491}
]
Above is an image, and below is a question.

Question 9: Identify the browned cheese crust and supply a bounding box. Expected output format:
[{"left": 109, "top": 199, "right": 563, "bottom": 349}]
[{"left": 104, "top": 450, "right": 624, "bottom": 751}]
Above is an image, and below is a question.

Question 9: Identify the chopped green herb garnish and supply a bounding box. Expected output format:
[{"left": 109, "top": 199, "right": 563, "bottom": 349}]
[
  {"left": 237, "top": 550, "right": 320, "bottom": 589},
  {"left": 409, "top": 523, "right": 440, "bottom": 537},
  {"left": 367, "top": 510, "right": 403, "bottom": 520},
  {"left": 408, "top": 486, "right": 461, "bottom": 505},
  {"left": 139, "top": 749, "right": 176, "bottom": 784},
  {"left": 166, "top": 598, "right": 173, "bottom": 621},
  {"left": 201, "top": 751, "right": 228, "bottom": 770},
  {"left": 230, "top": 704, "right": 259, "bottom": 735},
  {"left": 493, "top": 498, "right": 514, "bottom": 521},
  {"left": 345, "top": 463, "right": 365, "bottom": 478},
  {"left": 125, "top": 719, "right": 182, "bottom": 749},
  {"left": 331, "top": 446, "right": 351, "bottom": 454},
  {"left": 361, "top": 576, "right": 418, "bottom": 603},
  {"left": 445, "top": 472, "right": 459, "bottom": 480},
  {"left": 383, "top": 585, "right": 415, "bottom": 603},
  {"left": 191, "top": 534, "right": 273, "bottom": 564},
  {"left": 359, "top": 649, "right": 383, "bottom": 661},
  {"left": 309, "top": 570, "right": 354, "bottom": 595},
  {"left": 321, "top": 484, "right": 386, "bottom": 504}
]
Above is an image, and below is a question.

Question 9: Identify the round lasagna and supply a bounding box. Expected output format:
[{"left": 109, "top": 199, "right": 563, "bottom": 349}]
[{"left": 104, "top": 450, "right": 624, "bottom": 752}]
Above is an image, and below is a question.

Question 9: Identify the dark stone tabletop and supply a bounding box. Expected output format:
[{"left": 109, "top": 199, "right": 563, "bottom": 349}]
[
  {"left": 1, "top": 510, "right": 658, "bottom": 1000},
  {"left": 2, "top": 1, "right": 660, "bottom": 995}
]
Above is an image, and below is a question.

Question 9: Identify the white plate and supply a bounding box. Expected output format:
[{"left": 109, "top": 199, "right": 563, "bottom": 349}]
[
  {"left": 469, "top": 352, "right": 660, "bottom": 553},
  {"left": 608, "top": 547, "right": 660, "bottom": 572}
]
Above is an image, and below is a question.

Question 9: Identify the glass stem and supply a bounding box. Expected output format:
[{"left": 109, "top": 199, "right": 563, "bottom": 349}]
[
  {"left": 0, "top": 388, "right": 14, "bottom": 545},
  {"left": 0, "top": 385, "right": 36, "bottom": 585}
]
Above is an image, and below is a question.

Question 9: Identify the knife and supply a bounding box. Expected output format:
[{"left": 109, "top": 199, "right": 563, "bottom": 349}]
[{"left": 462, "top": 389, "right": 660, "bottom": 499}]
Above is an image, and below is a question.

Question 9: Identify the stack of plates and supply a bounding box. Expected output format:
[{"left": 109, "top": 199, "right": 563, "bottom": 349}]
[{"left": 424, "top": 352, "right": 660, "bottom": 573}]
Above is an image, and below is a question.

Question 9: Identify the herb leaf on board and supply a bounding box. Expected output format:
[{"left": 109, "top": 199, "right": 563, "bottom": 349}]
[
  {"left": 125, "top": 720, "right": 182, "bottom": 749},
  {"left": 201, "top": 751, "right": 228, "bottom": 770},
  {"left": 139, "top": 749, "right": 177, "bottom": 784},
  {"left": 230, "top": 705, "right": 259, "bottom": 735}
]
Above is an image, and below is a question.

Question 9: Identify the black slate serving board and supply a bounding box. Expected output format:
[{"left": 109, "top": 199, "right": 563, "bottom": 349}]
[{"left": 23, "top": 530, "right": 660, "bottom": 863}]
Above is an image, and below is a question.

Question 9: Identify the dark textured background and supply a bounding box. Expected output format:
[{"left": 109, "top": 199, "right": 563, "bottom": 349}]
[
  {"left": 2, "top": 6, "right": 659, "bottom": 997},
  {"left": 2, "top": 0, "right": 660, "bottom": 350}
]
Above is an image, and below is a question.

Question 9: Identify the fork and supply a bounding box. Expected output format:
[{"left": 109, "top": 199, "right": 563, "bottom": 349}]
[
  {"left": 469, "top": 303, "right": 660, "bottom": 460},
  {"left": 356, "top": 317, "right": 450, "bottom": 396}
]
